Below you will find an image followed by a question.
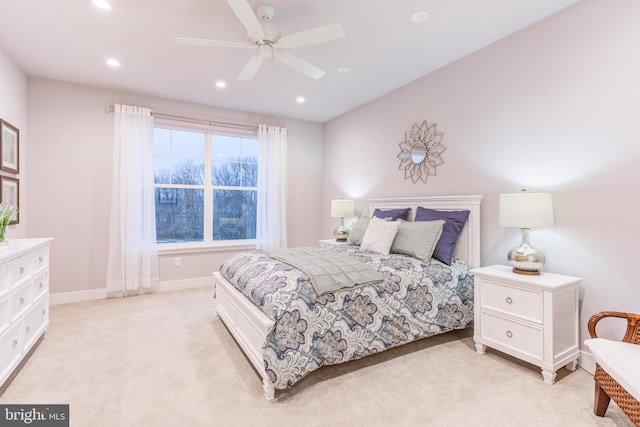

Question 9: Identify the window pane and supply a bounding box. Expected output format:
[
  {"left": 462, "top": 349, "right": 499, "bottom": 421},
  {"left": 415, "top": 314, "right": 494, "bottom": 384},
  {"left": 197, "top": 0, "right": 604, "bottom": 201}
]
[
  {"left": 155, "top": 188, "right": 204, "bottom": 243},
  {"left": 154, "top": 128, "right": 171, "bottom": 156},
  {"left": 212, "top": 161, "right": 241, "bottom": 186},
  {"left": 243, "top": 138, "right": 259, "bottom": 159},
  {"left": 154, "top": 157, "right": 171, "bottom": 184},
  {"left": 212, "top": 135, "right": 241, "bottom": 162},
  {"left": 173, "top": 159, "right": 204, "bottom": 185},
  {"left": 242, "top": 161, "right": 258, "bottom": 187},
  {"left": 213, "top": 189, "right": 256, "bottom": 240},
  {"left": 172, "top": 131, "right": 205, "bottom": 159}
]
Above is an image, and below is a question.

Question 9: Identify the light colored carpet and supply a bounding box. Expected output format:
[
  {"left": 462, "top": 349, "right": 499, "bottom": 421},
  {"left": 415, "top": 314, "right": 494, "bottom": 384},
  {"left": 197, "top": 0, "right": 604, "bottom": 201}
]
[{"left": 0, "top": 288, "right": 634, "bottom": 427}]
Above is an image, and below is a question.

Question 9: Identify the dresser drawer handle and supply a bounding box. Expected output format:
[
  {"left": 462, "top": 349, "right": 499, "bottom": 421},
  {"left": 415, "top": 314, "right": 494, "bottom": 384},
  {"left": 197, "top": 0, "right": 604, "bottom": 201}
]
[
  {"left": 41, "top": 309, "right": 46, "bottom": 315},
  {"left": 19, "top": 297, "right": 24, "bottom": 305},
  {"left": 38, "top": 256, "right": 43, "bottom": 263},
  {"left": 19, "top": 267, "right": 24, "bottom": 274},
  {"left": 506, "top": 297, "right": 513, "bottom": 304},
  {"left": 12, "top": 339, "right": 17, "bottom": 348},
  {"left": 25, "top": 326, "right": 30, "bottom": 334},
  {"left": 506, "top": 330, "right": 513, "bottom": 338},
  {"left": 38, "top": 282, "right": 43, "bottom": 289}
]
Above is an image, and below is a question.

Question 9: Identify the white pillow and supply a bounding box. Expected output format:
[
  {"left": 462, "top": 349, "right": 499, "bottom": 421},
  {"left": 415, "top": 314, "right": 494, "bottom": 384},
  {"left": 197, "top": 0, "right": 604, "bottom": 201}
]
[{"left": 360, "top": 216, "right": 401, "bottom": 255}]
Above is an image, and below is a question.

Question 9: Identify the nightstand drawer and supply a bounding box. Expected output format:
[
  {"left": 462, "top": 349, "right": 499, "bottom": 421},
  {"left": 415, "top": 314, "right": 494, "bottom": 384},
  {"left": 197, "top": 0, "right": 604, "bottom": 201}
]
[
  {"left": 480, "top": 312, "right": 543, "bottom": 360},
  {"left": 481, "top": 280, "right": 543, "bottom": 323}
]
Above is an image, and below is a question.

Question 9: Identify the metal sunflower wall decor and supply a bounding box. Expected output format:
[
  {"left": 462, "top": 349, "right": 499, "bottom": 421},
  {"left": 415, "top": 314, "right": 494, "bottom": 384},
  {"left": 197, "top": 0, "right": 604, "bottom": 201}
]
[{"left": 397, "top": 120, "right": 446, "bottom": 184}]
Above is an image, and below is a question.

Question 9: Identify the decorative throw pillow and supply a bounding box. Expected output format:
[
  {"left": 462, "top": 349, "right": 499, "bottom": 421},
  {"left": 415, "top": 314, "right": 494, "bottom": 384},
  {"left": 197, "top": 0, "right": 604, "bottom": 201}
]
[
  {"left": 346, "top": 217, "right": 371, "bottom": 246},
  {"left": 415, "top": 207, "right": 470, "bottom": 265},
  {"left": 390, "top": 220, "right": 445, "bottom": 262},
  {"left": 372, "top": 208, "right": 411, "bottom": 221},
  {"left": 360, "top": 216, "right": 401, "bottom": 255}
]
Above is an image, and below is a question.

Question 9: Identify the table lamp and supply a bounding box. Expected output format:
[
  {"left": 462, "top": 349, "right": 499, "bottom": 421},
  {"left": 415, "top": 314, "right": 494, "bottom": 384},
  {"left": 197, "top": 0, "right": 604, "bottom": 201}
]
[
  {"left": 499, "top": 189, "right": 554, "bottom": 275},
  {"left": 331, "top": 199, "right": 354, "bottom": 242}
]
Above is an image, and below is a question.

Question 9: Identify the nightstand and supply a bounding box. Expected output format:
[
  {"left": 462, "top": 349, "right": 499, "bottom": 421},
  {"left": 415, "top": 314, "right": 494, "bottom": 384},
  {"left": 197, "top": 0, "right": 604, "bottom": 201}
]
[
  {"left": 470, "top": 265, "right": 581, "bottom": 384},
  {"left": 318, "top": 239, "right": 348, "bottom": 248}
]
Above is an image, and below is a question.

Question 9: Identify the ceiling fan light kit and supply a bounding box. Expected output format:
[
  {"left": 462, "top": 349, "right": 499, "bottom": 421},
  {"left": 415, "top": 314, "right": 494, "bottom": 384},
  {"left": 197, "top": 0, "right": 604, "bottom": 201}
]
[{"left": 175, "top": 0, "right": 346, "bottom": 81}]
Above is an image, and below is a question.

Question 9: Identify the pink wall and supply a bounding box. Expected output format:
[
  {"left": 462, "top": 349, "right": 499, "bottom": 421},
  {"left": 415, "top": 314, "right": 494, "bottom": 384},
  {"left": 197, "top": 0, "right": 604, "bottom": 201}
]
[
  {"left": 0, "top": 49, "right": 28, "bottom": 240},
  {"left": 324, "top": 0, "right": 640, "bottom": 344},
  {"left": 24, "top": 79, "right": 323, "bottom": 294}
]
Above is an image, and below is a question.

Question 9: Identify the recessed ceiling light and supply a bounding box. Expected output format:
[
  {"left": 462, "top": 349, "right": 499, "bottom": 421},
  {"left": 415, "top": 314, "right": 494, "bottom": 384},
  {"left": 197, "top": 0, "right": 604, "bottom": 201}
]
[
  {"left": 410, "top": 10, "right": 429, "bottom": 23},
  {"left": 337, "top": 66, "right": 350, "bottom": 74},
  {"left": 106, "top": 58, "right": 120, "bottom": 67},
  {"left": 92, "top": 0, "right": 112, "bottom": 10},
  {"left": 296, "top": 96, "right": 305, "bottom": 104},
  {"left": 215, "top": 81, "right": 227, "bottom": 88}
]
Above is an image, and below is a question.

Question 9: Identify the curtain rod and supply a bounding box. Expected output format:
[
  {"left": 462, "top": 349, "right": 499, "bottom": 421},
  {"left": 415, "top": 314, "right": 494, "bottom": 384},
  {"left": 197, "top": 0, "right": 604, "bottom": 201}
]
[{"left": 105, "top": 105, "right": 258, "bottom": 132}]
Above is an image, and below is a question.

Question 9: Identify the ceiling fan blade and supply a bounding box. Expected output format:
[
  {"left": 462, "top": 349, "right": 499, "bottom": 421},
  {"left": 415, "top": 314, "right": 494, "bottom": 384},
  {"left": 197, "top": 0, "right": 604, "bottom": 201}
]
[
  {"left": 275, "top": 51, "right": 326, "bottom": 80},
  {"left": 238, "top": 55, "right": 265, "bottom": 80},
  {"left": 276, "top": 23, "right": 345, "bottom": 49},
  {"left": 175, "top": 37, "right": 253, "bottom": 49},
  {"left": 226, "top": 0, "right": 266, "bottom": 41}
]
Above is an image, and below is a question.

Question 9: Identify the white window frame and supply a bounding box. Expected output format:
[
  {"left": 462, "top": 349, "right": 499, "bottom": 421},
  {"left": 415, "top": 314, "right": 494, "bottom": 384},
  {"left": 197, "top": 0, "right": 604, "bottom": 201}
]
[{"left": 153, "top": 121, "right": 259, "bottom": 254}]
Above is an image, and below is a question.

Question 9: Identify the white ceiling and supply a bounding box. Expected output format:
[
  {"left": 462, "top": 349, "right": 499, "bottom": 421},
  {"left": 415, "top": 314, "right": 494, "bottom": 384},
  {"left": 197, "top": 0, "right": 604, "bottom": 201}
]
[{"left": 0, "top": 0, "right": 579, "bottom": 123}]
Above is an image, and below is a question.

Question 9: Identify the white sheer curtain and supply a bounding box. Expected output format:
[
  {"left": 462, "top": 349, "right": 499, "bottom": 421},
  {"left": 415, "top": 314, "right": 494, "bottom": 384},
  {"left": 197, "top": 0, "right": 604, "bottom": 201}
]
[
  {"left": 256, "top": 124, "right": 288, "bottom": 250},
  {"left": 106, "top": 104, "right": 159, "bottom": 296}
]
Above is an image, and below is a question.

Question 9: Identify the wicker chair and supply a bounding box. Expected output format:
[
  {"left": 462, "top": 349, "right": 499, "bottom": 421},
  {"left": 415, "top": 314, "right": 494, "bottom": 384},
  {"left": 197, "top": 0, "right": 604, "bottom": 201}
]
[{"left": 586, "top": 312, "right": 640, "bottom": 426}]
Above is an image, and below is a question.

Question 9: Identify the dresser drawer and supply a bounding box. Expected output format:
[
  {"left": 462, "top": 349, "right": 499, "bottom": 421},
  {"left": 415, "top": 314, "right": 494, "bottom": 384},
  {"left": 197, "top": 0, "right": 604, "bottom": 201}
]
[
  {"left": 23, "top": 297, "right": 48, "bottom": 351},
  {"left": 0, "top": 295, "right": 9, "bottom": 334},
  {"left": 32, "top": 246, "right": 49, "bottom": 274},
  {"left": 0, "top": 323, "right": 21, "bottom": 381},
  {"left": 480, "top": 280, "right": 543, "bottom": 323},
  {"left": 10, "top": 282, "right": 32, "bottom": 323},
  {"left": 32, "top": 271, "right": 48, "bottom": 302},
  {"left": 480, "top": 311, "right": 543, "bottom": 360},
  {"left": 9, "top": 254, "right": 32, "bottom": 289},
  {"left": 0, "top": 262, "right": 9, "bottom": 297}
]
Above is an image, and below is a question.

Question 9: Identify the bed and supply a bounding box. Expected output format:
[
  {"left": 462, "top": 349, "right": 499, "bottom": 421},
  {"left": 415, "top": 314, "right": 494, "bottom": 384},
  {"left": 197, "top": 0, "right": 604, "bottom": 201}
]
[{"left": 213, "top": 195, "right": 482, "bottom": 400}]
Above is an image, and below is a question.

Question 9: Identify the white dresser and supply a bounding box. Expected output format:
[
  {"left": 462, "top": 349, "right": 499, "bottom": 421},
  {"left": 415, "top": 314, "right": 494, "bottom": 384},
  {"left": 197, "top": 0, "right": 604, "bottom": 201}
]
[
  {"left": 0, "top": 238, "right": 52, "bottom": 388},
  {"left": 470, "top": 265, "right": 581, "bottom": 384}
]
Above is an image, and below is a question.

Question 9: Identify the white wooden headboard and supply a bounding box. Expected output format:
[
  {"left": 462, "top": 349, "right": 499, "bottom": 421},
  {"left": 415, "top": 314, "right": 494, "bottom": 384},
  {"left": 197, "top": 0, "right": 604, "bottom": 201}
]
[{"left": 368, "top": 195, "right": 483, "bottom": 268}]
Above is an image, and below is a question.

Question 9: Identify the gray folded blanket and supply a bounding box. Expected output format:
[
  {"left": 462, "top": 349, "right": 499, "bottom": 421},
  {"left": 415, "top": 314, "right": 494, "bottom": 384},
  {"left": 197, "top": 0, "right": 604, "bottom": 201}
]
[{"left": 258, "top": 247, "right": 383, "bottom": 294}]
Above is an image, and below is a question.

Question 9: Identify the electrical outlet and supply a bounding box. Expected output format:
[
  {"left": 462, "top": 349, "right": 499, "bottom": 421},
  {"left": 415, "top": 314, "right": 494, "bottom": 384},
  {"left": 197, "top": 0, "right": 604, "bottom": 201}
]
[{"left": 174, "top": 257, "right": 181, "bottom": 267}]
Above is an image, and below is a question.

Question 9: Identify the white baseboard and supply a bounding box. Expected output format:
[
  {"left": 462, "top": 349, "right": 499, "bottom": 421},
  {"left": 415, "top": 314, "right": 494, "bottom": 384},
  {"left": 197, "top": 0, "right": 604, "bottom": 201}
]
[
  {"left": 50, "top": 276, "right": 214, "bottom": 305},
  {"left": 579, "top": 349, "right": 596, "bottom": 375}
]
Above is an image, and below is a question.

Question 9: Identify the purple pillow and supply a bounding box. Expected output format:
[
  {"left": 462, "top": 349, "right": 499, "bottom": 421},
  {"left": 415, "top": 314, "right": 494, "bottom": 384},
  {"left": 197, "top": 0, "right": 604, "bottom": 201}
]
[
  {"left": 415, "top": 207, "right": 470, "bottom": 265},
  {"left": 372, "top": 208, "right": 411, "bottom": 221}
]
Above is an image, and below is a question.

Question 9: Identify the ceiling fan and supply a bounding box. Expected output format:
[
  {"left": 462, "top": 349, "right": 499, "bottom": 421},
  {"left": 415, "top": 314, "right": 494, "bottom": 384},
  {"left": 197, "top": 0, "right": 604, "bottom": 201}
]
[{"left": 175, "top": 0, "right": 346, "bottom": 81}]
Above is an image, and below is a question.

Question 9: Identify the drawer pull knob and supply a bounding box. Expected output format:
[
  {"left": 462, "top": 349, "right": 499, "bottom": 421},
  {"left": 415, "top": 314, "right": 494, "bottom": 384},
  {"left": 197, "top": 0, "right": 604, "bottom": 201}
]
[
  {"left": 19, "top": 267, "right": 24, "bottom": 274},
  {"left": 506, "top": 330, "right": 513, "bottom": 338},
  {"left": 12, "top": 340, "right": 17, "bottom": 348},
  {"left": 38, "top": 257, "right": 43, "bottom": 263},
  {"left": 19, "top": 297, "right": 24, "bottom": 305},
  {"left": 506, "top": 297, "right": 513, "bottom": 304},
  {"left": 42, "top": 309, "right": 46, "bottom": 315},
  {"left": 25, "top": 326, "right": 30, "bottom": 334},
  {"left": 38, "top": 282, "right": 43, "bottom": 289}
]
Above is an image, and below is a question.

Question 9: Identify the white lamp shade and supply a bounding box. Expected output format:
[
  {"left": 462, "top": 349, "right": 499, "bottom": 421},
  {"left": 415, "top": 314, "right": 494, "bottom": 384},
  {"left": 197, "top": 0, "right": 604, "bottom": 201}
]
[
  {"left": 330, "top": 199, "right": 354, "bottom": 218},
  {"left": 499, "top": 192, "right": 554, "bottom": 228}
]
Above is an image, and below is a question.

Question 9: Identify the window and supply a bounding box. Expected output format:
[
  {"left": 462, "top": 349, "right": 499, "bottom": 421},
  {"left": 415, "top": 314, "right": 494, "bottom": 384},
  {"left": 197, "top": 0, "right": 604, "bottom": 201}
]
[{"left": 153, "top": 126, "right": 258, "bottom": 244}]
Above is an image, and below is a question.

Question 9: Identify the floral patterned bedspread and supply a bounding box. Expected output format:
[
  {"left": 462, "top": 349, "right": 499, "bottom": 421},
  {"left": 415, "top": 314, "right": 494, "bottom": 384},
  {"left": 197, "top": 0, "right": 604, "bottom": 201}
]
[{"left": 219, "top": 245, "right": 474, "bottom": 390}]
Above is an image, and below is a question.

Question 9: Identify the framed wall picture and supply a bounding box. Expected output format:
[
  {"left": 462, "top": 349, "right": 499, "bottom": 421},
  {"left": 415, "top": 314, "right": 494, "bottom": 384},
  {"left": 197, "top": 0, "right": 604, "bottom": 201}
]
[
  {"left": 0, "top": 176, "right": 19, "bottom": 224},
  {"left": 0, "top": 120, "right": 19, "bottom": 174}
]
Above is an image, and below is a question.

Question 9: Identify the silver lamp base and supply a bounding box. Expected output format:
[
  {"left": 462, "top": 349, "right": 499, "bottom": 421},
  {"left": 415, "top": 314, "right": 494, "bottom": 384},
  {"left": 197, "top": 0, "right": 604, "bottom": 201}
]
[
  {"left": 333, "top": 219, "right": 349, "bottom": 242},
  {"left": 507, "top": 228, "right": 546, "bottom": 275}
]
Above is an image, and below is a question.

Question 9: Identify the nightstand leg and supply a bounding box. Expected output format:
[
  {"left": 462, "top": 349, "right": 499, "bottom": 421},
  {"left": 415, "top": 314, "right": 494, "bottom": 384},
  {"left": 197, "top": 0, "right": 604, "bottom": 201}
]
[
  {"left": 541, "top": 369, "right": 557, "bottom": 384},
  {"left": 474, "top": 342, "right": 486, "bottom": 354},
  {"left": 565, "top": 359, "right": 578, "bottom": 371}
]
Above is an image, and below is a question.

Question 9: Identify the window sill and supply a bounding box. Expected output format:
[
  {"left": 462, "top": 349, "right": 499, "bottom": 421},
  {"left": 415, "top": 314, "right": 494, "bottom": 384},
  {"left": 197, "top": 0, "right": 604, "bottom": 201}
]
[{"left": 157, "top": 240, "right": 256, "bottom": 256}]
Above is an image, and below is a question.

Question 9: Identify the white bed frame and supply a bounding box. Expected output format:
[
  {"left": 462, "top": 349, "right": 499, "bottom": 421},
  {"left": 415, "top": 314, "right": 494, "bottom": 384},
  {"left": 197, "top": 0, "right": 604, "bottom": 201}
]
[{"left": 212, "top": 195, "right": 482, "bottom": 400}]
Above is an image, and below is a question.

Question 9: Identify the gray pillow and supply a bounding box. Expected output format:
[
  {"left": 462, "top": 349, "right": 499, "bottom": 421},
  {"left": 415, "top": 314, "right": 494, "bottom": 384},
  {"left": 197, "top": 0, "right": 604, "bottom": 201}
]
[
  {"left": 347, "top": 217, "right": 371, "bottom": 245},
  {"left": 390, "top": 220, "right": 445, "bottom": 262}
]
